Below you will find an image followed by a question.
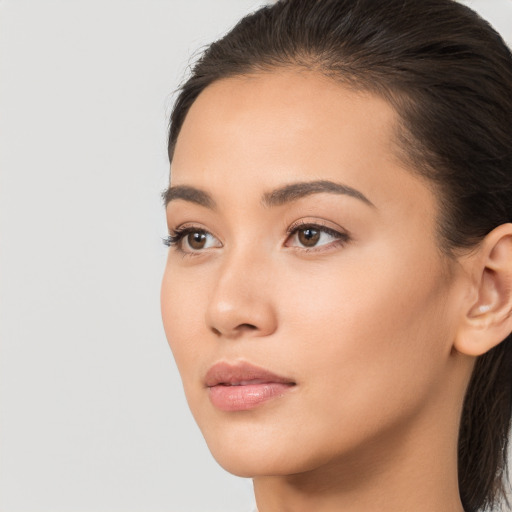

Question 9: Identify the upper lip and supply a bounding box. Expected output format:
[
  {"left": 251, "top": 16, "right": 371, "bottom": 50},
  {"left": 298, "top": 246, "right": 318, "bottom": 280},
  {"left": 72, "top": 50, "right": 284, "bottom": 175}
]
[{"left": 204, "top": 361, "right": 295, "bottom": 387}]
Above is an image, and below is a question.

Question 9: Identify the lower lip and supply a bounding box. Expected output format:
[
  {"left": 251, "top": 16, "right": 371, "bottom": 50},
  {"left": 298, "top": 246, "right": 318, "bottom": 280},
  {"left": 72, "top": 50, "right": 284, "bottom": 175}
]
[{"left": 208, "top": 382, "right": 294, "bottom": 412}]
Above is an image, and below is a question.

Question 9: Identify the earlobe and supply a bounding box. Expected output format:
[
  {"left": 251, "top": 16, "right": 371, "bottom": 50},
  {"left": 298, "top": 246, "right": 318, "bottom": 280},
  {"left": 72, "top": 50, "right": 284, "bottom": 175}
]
[{"left": 454, "top": 223, "right": 512, "bottom": 357}]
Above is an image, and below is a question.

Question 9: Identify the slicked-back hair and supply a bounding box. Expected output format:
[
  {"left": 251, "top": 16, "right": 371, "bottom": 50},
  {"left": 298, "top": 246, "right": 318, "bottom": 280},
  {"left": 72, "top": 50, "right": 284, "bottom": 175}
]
[{"left": 167, "top": 1, "right": 512, "bottom": 510}]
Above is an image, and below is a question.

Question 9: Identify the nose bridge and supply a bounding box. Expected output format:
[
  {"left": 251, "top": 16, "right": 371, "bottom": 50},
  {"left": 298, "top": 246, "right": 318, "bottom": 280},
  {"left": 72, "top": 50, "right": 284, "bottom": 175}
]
[{"left": 206, "top": 241, "right": 277, "bottom": 338}]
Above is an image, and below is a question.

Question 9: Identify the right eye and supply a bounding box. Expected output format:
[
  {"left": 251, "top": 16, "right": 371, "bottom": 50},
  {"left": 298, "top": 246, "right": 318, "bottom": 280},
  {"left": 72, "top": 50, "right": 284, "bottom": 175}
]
[{"left": 164, "top": 227, "right": 222, "bottom": 253}]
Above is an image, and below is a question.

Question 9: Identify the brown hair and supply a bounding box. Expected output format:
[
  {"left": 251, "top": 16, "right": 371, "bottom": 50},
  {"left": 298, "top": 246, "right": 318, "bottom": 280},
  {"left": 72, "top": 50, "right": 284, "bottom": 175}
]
[{"left": 167, "top": 1, "right": 512, "bottom": 510}]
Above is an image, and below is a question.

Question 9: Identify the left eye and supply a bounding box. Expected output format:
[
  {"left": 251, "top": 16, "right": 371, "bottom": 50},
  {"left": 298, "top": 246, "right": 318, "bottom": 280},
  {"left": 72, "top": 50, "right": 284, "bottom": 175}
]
[{"left": 285, "top": 224, "right": 347, "bottom": 249}]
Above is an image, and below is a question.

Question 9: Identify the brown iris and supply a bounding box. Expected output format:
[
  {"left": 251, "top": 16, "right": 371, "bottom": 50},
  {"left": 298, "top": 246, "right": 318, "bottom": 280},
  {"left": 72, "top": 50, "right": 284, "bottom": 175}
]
[
  {"left": 298, "top": 227, "right": 320, "bottom": 247},
  {"left": 187, "top": 231, "right": 207, "bottom": 250}
]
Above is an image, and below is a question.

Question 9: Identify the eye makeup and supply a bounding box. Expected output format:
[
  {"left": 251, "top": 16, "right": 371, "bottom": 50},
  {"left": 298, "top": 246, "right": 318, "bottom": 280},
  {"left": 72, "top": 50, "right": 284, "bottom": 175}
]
[{"left": 163, "top": 220, "right": 351, "bottom": 257}]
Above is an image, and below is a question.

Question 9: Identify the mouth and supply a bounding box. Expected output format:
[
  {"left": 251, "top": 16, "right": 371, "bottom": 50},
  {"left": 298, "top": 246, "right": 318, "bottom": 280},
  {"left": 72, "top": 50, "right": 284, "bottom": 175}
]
[{"left": 205, "top": 361, "right": 296, "bottom": 412}]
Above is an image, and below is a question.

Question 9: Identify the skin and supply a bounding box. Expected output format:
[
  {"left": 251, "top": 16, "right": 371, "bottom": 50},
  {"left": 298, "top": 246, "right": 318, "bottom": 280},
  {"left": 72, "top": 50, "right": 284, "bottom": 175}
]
[{"left": 160, "top": 69, "right": 504, "bottom": 512}]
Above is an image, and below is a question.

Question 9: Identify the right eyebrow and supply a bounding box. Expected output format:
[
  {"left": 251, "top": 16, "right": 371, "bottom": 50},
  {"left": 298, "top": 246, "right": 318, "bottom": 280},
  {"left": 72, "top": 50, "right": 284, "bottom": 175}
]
[{"left": 162, "top": 185, "right": 217, "bottom": 210}]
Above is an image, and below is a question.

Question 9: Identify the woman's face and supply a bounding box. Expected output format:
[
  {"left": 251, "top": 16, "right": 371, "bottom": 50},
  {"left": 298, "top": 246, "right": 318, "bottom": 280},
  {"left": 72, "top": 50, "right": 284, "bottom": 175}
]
[{"left": 161, "top": 70, "right": 467, "bottom": 477}]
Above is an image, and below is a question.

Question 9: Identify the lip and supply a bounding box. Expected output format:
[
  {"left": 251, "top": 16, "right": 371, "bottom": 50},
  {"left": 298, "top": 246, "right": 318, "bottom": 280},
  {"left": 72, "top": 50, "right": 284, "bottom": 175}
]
[{"left": 205, "top": 361, "right": 296, "bottom": 412}]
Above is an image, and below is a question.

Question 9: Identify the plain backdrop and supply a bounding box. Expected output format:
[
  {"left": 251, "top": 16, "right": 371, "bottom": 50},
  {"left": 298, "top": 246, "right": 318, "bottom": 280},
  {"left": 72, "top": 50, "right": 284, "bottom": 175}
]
[{"left": 0, "top": 1, "right": 510, "bottom": 511}]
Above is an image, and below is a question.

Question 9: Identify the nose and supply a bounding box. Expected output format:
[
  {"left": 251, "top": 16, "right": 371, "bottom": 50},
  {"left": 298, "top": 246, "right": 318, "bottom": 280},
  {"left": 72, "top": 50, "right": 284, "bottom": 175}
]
[{"left": 205, "top": 249, "right": 278, "bottom": 340}]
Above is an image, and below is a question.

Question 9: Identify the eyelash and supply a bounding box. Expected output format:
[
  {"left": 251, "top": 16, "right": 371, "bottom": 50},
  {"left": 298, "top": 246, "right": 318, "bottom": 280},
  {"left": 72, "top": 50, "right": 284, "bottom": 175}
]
[
  {"left": 163, "top": 228, "right": 196, "bottom": 248},
  {"left": 163, "top": 222, "right": 350, "bottom": 254}
]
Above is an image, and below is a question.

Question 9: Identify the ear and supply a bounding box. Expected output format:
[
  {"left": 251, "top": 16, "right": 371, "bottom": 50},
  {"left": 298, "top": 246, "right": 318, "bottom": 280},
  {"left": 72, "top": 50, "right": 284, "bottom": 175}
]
[{"left": 454, "top": 223, "right": 512, "bottom": 356}]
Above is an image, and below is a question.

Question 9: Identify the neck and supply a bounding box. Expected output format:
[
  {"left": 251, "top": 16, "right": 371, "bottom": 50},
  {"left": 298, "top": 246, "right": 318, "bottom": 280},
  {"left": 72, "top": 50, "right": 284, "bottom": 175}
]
[{"left": 253, "top": 392, "right": 466, "bottom": 512}]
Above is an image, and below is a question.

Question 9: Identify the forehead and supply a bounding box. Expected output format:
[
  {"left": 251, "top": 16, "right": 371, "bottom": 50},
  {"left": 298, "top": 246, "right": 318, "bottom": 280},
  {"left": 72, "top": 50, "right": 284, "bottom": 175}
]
[
  {"left": 170, "top": 69, "right": 434, "bottom": 221},
  {"left": 173, "top": 70, "right": 397, "bottom": 176}
]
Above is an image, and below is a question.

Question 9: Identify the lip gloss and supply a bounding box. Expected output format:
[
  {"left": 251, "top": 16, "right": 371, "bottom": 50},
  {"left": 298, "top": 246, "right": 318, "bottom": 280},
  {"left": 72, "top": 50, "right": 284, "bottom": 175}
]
[
  {"left": 205, "top": 361, "right": 296, "bottom": 411},
  {"left": 208, "top": 381, "right": 293, "bottom": 411}
]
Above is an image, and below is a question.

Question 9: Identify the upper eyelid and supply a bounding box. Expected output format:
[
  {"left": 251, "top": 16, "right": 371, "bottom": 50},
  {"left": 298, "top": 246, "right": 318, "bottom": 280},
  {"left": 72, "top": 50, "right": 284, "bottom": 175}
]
[
  {"left": 170, "top": 225, "right": 221, "bottom": 242},
  {"left": 169, "top": 222, "right": 220, "bottom": 238},
  {"left": 287, "top": 219, "right": 349, "bottom": 236},
  {"left": 169, "top": 221, "right": 346, "bottom": 236}
]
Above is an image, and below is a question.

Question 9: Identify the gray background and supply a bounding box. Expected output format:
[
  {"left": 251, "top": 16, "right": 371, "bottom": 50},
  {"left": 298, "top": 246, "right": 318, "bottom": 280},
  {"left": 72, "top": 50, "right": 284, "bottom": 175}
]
[{"left": 0, "top": 1, "right": 510, "bottom": 511}]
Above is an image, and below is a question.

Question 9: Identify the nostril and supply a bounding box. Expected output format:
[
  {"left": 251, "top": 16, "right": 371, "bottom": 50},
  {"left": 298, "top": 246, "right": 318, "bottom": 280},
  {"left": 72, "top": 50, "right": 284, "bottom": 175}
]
[
  {"left": 239, "top": 323, "right": 258, "bottom": 331},
  {"left": 210, "top": 323, "right": 258, "bottom": 338}
]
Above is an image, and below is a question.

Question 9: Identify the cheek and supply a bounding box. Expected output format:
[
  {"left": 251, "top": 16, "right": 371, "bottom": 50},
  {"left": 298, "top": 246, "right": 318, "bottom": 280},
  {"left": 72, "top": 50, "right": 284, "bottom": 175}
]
[
  {"left": 160, "top": 264, "right": 210, "bottom": 378},
  {"left": 277, "top": 244, "right": 452, "bottom": 423}
]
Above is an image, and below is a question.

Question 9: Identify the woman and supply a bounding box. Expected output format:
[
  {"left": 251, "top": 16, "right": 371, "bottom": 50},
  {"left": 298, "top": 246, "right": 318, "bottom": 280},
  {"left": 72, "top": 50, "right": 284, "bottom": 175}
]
[{"left": 160, "top": 1, "right": 512, "bottom": 511}]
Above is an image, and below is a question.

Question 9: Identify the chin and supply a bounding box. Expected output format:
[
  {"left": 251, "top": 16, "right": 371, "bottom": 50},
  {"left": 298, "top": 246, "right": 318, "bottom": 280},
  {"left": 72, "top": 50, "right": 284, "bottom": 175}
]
[
  {"left": 197, "top": 415, "right": 350, "bottom": 479},
  {"left": 207, "top": 441, "right": 312, "bottom": 478},
  {"left": 196, "top": 416, "right": 313, "bottom": 477}
]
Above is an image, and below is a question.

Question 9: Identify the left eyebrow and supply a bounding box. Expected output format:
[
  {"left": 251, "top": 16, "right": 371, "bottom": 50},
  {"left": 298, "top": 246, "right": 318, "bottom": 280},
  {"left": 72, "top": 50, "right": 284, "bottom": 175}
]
[
  {"left": 162, "top": 179, "right": 375, "bottom": 210},
  {"left": 262, "top": 180, "right": 375, "bottom": 208}
]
